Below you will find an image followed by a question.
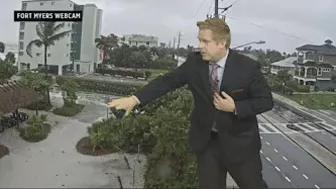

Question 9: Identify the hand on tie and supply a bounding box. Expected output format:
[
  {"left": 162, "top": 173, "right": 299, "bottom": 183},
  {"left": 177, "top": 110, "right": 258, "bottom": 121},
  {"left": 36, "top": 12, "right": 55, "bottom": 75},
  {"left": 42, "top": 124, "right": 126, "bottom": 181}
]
[{"left": 213, "top": 91, "right": 235, "bottom": 113}]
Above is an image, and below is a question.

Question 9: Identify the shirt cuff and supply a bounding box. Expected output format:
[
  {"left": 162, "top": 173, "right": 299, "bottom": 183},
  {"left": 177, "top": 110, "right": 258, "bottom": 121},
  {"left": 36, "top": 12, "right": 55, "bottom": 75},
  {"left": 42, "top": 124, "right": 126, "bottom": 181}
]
[{"left": 132, "top": 95, "right": 140, "bottom": 104}]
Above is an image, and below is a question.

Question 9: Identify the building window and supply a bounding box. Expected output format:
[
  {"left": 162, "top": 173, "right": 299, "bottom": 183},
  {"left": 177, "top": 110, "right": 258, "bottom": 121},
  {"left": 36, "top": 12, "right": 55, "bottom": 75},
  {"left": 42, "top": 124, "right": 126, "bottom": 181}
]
[
  {"left": 20, "top": 22, "right": 25, "bottom": 30},
  {"left": 36, "top": 53, "right": 40, "bottom": 56},
  {"left": 318, "top": 54, "right": 324, "bottom": 62},
  {"left": 66, "top": 53, "right": 68, "bottom": 57},
  {"left": 19, "top": 32, "right": 24, "bottom": 40},
  {"left": 48, "top": 53, "right": 51, "bottom": 57},
  {"left": 22, "top": 3, "right": 27, "bottom": 10},
  {"left": 51, "top": 2, "right": 54, "bottom": 5},
  {"left": 70, "top": 4, "right": 72, "bottom": 7},
  {"left": 19, "top": 52, "right": 24, "bottom": 56},
  {"left": 317, "top": 68, "right": 322, "bottom": 76},
  {"left": 19, "top": 42, "right": 24, "bottom": 50},
  {"left": 305, "top": 52, "right": 314, "bottom": 60},
  {"left": 322, "top": 68, "right": 330, "bottom": 72},
  {"left": 68, "top": 23, "right": 70, "bottom": 27},
  {"left": 40, "top": 2, "right": 44, "bottom": 5}
]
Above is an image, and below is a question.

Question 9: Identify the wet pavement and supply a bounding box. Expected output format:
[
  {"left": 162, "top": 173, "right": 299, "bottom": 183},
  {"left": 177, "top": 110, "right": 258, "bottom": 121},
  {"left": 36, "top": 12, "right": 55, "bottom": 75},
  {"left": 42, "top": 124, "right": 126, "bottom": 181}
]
[
  {"left": 0, "top": 91, "right": 146, "bottom": 188},
  {"left": 257, "top": 93, "right": 336, "bottom": 188}
]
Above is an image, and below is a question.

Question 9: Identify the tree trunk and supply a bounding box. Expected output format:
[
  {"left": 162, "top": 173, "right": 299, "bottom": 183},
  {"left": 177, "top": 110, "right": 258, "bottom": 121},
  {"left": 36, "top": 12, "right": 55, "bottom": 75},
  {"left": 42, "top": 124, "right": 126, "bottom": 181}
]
[{"left": 44, "top": 45, "right": 51, "bottom": 105}]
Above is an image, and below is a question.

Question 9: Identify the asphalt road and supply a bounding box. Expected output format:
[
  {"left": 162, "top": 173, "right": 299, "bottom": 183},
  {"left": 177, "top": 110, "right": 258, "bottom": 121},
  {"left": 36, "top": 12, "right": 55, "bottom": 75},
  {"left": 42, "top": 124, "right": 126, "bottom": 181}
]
[{"left": 259, "top": 104, "right": 336, "bottom": 188}]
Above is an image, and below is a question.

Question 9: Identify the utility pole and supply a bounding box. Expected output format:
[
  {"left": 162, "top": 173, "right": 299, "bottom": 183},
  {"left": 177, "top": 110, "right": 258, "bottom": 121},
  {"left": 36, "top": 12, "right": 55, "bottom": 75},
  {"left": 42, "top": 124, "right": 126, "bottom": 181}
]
[
  {"left": 214, "top": 0, "right": 219, "bottom": 18},
  {"left": 173, "top": 37, "right": 176, "bottom": 49},
  {"left": 177, "top": 31, "right": 182, "bottom": 49},
  {"left": 213, "top": 0, "right": 234, "bottom": 20}
]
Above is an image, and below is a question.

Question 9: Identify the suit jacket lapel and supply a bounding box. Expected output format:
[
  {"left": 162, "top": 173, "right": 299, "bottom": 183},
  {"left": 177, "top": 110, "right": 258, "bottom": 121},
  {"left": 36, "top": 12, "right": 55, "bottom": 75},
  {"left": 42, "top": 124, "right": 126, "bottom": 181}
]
[
  {"left": 198, "top": 59, "right": 213, "bottom": 99},
  {"left": 219, "top": 49, "right": 236, "bottom": 93}
]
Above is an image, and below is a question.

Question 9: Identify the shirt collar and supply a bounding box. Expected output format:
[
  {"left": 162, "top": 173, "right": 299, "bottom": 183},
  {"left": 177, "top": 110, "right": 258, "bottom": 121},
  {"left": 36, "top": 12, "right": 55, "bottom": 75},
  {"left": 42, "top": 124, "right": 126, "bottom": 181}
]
[{"left": 210, "top": 50, "right": 229, "bottom": 68}]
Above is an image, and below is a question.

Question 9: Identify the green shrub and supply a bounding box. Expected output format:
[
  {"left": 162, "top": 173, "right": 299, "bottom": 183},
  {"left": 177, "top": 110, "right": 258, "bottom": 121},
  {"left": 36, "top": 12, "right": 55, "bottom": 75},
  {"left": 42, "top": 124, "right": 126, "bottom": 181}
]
[
  {"left": 85, "top": 87, "right": 198, "bottom": 188},
  {"left": 19, "top": 115, "right": 45, "bottom": 141},
  {"left": 53, "top": 103, "right": 84, "bottom": 117},
  {"left": 94, "top": 68, "right": 152, "bottom": 79}
]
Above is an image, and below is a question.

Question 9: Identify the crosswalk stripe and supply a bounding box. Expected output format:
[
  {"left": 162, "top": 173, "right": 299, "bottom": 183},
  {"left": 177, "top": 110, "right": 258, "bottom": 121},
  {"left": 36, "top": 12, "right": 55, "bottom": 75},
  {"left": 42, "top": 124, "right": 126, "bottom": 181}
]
[
  {"left": 257, "top": 122, "right": 336, "bottom": 133},
  {"left": 296, "top": 123, "right": 317, "bottom": 131}
]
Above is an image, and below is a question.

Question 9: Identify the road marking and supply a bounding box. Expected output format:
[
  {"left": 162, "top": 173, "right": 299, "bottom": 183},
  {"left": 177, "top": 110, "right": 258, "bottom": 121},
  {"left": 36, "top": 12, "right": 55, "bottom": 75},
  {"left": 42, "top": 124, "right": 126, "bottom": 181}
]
[
  {"left": 292, "top": 165, "right": 298, "bottom": 170},
  {"left": 275, "top": 166, "right": 281, "bottom": 172},
  {"left": 315, "top": 184, "right": 320, "bottom": 189},
  {"left": 266, "top": 141, "right": 270, "bottom": 145},
  {"left": 285, "top": 176, "right": 291, "bottom": 182},
  {"left": 283, "top": 156, "right": 288, "bottom": 161},
  {"left": 319, "top": 109, "right": 330, "bottom": 115},
  {"left": 258, "top": 121, "right": 336, "bottom": 134},
  {"left": 274, "top": 148, "right": 278, "bottom": 153},
  {"left": 302, "top": 174, "right": 309, "bottom": 179},
  {"left": 266, "top": 157, "right": 271, "bottom": 162}
]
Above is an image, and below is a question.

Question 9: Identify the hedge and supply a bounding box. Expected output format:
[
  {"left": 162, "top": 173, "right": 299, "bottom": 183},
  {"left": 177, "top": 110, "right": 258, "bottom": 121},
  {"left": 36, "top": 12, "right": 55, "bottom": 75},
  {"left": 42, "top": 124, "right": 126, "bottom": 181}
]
[
  {"left": 95, "top": 67, "right": 152, "bottom": 80},
  {"left": 85, "top": 87, "right": 199, "bottom": 188},
  {"left": 56, "top": 76, "right": 144, "bottom": 96}
]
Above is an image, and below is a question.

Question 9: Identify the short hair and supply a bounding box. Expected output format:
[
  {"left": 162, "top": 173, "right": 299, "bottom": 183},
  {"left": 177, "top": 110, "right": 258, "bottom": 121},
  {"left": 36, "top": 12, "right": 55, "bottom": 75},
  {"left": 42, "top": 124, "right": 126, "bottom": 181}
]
[{"left": 197, "top": 18, "right": 231, "bottom": 48}]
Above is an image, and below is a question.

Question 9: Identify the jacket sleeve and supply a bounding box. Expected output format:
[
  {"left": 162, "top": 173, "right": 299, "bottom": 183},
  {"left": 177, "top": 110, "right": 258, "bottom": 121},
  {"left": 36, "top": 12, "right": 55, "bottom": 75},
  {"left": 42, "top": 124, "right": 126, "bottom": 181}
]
[
  {"left": 134, "top": 54, "right": 191, "bottom": 106},
  {"left": 234, "top": 63, "right": 273, "bottom": 119}
]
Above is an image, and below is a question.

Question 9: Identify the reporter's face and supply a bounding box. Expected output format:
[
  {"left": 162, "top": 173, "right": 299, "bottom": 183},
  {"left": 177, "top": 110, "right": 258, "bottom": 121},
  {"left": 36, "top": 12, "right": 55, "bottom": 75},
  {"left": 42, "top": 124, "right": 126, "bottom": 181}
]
[{"left": 198, "top": 29, "right": 226, "bottom": 62}]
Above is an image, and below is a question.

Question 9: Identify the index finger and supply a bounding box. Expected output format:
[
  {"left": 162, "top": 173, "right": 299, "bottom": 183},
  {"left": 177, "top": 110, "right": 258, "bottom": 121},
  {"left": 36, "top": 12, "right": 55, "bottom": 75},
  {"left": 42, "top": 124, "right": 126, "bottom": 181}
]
[{"left": 107, "top": 100, "right": 117, "bottom": 108}]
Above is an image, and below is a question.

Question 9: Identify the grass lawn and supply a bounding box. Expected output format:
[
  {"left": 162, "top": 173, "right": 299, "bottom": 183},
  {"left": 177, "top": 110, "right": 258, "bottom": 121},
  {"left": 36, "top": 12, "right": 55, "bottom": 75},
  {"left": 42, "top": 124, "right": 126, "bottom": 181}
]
[
  {"left": 280, "top": 92, "right": 336, "bottom": 109},
  {"left": 53, "top": 103, "right": 85, "bottom": 117}
]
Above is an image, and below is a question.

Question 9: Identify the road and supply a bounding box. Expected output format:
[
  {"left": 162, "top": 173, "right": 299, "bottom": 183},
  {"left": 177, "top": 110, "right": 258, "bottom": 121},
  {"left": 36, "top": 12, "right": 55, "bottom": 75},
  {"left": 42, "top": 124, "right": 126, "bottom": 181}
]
[{"left": 257, "top": 103, "right": 336, "bottom": 188}]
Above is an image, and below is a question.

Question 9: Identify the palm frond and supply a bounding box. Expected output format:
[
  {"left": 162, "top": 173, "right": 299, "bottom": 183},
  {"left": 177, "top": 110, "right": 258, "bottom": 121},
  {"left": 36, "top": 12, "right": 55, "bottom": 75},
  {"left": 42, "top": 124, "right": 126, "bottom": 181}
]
[
  {"left": 36, "top": 23, "right": 45, "bottom": 41},
  {"left": 26, "top": 39, "right": 43, "bottom": 57},
  {"left": 51, "top": 22, "right": 66, "bottom": 36},
  {"left": 48, "top": 30, "right": 72, "bottom": 46}
]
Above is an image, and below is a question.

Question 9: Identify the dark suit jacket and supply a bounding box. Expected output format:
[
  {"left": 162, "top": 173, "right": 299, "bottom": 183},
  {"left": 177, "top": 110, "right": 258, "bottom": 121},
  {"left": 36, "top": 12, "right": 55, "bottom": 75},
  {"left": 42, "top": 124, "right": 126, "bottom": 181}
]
[{"left": 135, "top": 49, "right": 273, "bottom": 163}]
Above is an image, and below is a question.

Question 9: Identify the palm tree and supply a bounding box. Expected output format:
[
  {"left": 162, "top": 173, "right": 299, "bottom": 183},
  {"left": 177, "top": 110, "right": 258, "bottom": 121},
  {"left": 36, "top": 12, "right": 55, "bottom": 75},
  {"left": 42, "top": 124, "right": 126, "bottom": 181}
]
[
  {"left": 26, "top": 22, "right": 72, "bottom": 104},
  {"left": 95, "top": 34, "right": 119, "bottom": 64}
]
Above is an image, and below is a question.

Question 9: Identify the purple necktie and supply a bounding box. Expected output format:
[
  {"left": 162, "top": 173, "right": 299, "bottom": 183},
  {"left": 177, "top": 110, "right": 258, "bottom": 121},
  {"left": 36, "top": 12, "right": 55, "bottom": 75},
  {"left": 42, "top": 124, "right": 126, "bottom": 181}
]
[
  {"left": 210, "top": 63, "right": 219, "bottom": 93},
  {"left": 210, "top": 63, "right": 220, "bottom": 131}
]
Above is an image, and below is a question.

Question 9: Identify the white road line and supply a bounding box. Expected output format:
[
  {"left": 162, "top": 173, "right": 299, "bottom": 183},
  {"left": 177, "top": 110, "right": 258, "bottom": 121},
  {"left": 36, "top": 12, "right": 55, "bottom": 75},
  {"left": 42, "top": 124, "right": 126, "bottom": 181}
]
[
  {"left": 296, "top": 123, "right": 320, "bottom": 131},
  {"left": 283, "top": 156, "right": 288, "bottom": 161},
  {"left": 315, "top": 184, "right": 320, "bottom": 189},
  {"left": 275, "top": 166, "right": 281, "bottom": 172},
  {"left": 266, "top": 157, "right": 271, "bottom": 162},
  {"left": 319, "top": 110, "right": 331, "bottom": 115},
  {"left": 274, "top": 148, "right": 278, "bottom": 153},
  {"left": 303, "top": 108, "right": 336, "bottom": 122},
  {"left": 260, "top": 150, "right": 263, "bottom": 154},
  {"left": 302, "top": 174, "right": 309, "bottom": 179},
  {"left": 285, "top": 176, "right": 291, "bottom": 182},
  {"left": 266, "top": 141, "right": 270, "bottom": 145},
  {"left": 292, "top": 165, "right": 298, "bottom": 170}
]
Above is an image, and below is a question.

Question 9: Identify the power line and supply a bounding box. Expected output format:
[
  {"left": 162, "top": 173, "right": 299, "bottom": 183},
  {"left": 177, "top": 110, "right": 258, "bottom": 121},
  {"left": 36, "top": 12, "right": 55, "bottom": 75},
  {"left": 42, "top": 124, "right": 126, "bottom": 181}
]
[
  {"left": 226, "top": 15, "right": 315, "bottom": 43},
  {"left": 192, "top": 0, "right": 208, "bottom": 18}
]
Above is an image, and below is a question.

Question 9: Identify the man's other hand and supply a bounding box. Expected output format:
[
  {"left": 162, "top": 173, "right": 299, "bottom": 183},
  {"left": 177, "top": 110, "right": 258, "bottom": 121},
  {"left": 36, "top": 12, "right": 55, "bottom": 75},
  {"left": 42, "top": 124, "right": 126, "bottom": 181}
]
[
  {"left": 213, "top": 91, "right": 235, "bottom": 113},
  {"left": 107, "top": 96, "right": 138, "bottom": 116}
]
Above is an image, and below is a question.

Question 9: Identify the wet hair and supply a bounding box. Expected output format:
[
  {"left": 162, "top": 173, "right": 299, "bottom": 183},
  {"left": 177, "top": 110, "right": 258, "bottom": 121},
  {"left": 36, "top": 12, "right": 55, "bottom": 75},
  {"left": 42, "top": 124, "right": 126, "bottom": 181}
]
[{"left": 197, "top": 17, "right": 231, "bottom": 48}]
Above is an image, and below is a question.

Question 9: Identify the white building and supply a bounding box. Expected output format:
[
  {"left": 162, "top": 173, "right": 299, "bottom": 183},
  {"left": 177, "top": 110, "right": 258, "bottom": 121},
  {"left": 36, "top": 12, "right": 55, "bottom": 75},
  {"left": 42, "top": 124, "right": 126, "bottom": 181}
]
[
  {"left": 270, "top": 57, "right": 296, "bottom": 75},
  {"left": 17, "top": 0, "right": 103, "bottom": 75},
  {"left": 121, "top": 34, "right": 158, "bottom": 47}
]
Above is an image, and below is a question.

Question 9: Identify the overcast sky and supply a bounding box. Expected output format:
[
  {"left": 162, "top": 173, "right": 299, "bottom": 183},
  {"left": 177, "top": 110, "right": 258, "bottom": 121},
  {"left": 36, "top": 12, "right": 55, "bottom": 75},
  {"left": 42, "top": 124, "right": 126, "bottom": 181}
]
[{"left": 1, "top": 0, "right": 335, "bottom": 53}]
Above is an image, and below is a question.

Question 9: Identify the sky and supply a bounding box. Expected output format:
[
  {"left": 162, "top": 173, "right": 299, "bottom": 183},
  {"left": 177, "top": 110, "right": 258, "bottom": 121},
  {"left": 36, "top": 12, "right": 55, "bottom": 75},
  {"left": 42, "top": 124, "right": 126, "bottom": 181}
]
[{"left": 0, "top": 0, "right": 335, "bottom": 53}]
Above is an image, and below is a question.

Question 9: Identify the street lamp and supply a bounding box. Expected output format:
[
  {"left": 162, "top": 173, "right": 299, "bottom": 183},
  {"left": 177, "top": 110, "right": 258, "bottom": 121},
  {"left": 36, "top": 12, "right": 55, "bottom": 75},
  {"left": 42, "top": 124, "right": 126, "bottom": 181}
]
[{"left": 232, "top": 40, "right": 266, "bottom": 50}]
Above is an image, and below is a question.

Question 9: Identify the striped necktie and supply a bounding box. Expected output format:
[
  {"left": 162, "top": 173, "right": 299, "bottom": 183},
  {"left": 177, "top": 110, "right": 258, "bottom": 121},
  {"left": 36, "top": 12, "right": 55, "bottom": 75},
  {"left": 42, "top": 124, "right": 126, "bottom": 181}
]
[{"left": 210, "top": 63, "right": 219, "bottom": 93}]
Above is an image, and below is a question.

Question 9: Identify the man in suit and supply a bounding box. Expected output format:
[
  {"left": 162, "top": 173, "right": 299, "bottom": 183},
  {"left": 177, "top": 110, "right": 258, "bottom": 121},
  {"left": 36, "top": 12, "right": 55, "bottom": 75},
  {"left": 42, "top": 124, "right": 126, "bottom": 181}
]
[{"left": 107, "top": 17, "right": 273, "bottom": 189}]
